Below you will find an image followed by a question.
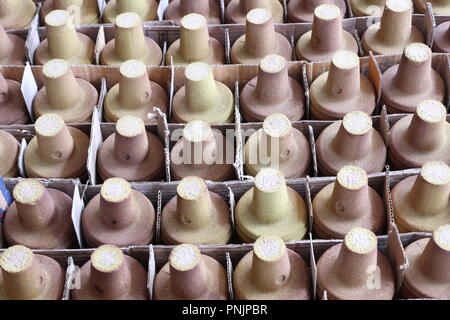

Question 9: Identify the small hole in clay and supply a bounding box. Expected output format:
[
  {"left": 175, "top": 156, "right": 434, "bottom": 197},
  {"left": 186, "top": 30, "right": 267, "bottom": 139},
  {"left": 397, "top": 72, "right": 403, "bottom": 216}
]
[
  {"left": 51, "top": 151, "right": 62, "bottom": 160},
  {"left": 276, "top": 275, "right": 287, "bottom": 285},
  {"left": 281, "top": 149, "right": 290, "bottom": 158},
  {"left": 40, "top": 276, "right": 43, "bottom": 284},
  {"left": 95, "top": 285, "right": 103, "bottom": 294},
  {"left": 337, "top": 203, "right": 345, "bottom": 212},
  {"left": 334, "top": 87, "right": 342, "bottom": 94},
  {"left": 122, "top": 153, "right": 130, "bottom": 161},
  {"left": 182, "top": 216, "right": 192, "bottom": 224}
]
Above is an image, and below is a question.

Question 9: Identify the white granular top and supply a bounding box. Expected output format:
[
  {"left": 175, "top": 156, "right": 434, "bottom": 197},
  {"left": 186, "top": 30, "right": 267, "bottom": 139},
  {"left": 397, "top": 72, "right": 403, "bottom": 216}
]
[
  {"left": 181, "top": 13, "right": 206, "bottom": 30},
  {"left": 177, "top": 176, "right": 207, "bottom": 200},
  {"left": 433, "top": 225, "right": 450, "bottom": 251},
  {"left": 120, "top": 59, "right": 146, "bottom": 78},
  {"left": 263, "top": 113, "right": 292, "bottom": 138},
  {"left": 183, "top": 120, "right": 213, "bottom": 142},
  {"left": 45, "top": 9, "right": 70, "bottom": 26},
  {"left": 0, "top": 245, "right": 33, "bottom": 273},
  {"left": 416, "top": 100, "right": 446, "bottom": 123},
  {"left": 421, "top": 161, "right": 450, "bottom": 185},
  {"left": 260, "top": 54, "right": 286, "bottom": 73},
  {"left": 116, "top": 12, "right": 140, "bottom": 28},
  {"left": 255, "top": 168, "right": 284, "bottom": 192},
  {"left": 116, "top": 116, "right": 145, "bottom": 137},
  {"left": 247, "top": 8, "right": 272, "bottom": 24},
  {"left": 386, "top": 0, "right": 412, "bottom": 12},
  {"left": 337, "top": 166, "right": 368, "bottom": 190},
  {"left": 43, "top": 59, "right": 69, "bottom": 79},
  {"left": 342, "top": 111, "right": 372, "bottom": 135},
  {"left": 170, "top": 244, "right": 201, "bottom": 271},
  {"left": 101, "top": 178, "right": 131, "bottom": 202},
  {"left": 332, "top": 51, "right": 359, "bottom": 70},
  {"left": 254, "top": 236, "right": 285, "bottom": 261},
  {"left": 185, "top": 62, "right": 211, "bottom": 81},
  {"left": 91, "top": 245, "right": 124, "bottom": 272},
  {"left": 315, "top": 4, "right": 340, "bottom": 20},
  {"left": 13, "top": 179, "right": 44, "bottom": 204},
  {"left": 344, "top": 228, "right": 377, "bottom": 254},
  {"left": 404, "top": 43, "right": 431, "bottom": 63},
  {"left": 35, "top": 114, "right": 65, "bottom": 136}
]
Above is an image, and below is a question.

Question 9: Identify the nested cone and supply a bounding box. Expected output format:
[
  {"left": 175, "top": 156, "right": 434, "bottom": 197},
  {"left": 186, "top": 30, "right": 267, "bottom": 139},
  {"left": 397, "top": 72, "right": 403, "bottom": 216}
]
[
  {"left": 316, "top": 111, "right": 387, "bottom": 175},
  {"left": 3, "top": 179, "right": 76, "bottom": 249},
  {"left": 414, "top": 0, "right": 450, "bottom": 14},
  {"left": 288, "top": 0, "right": 346, "bottom": 22},
  {"left": 0, "top": 71, "right": 29, "bottom": 125},
  {"left": 154, "top": 244, "right": 228, "bottom": 300},
  {"left": 231, "top": 8, "right": 292, "bottom": 64},
  {"left": 161, "top": 176, "right": 232, "bottom": 245},
  {"left": 244, "top": 113, "right": 311, "bottom": 178},
  {"left": 0, "top": 245, "right": 64, "bottom": 300},
  {"left": 72, "top": 245, "right": 149, "bottom": 300},
  {"left": 317, "top": 228, "right": 395, "bottom": 300},
  {"left": 0, "top": 0, "right": 36, "bottom": 29},
  {"left": 103, "top": 0, "right": 158, "bottom": 23},
  {"left": 0, "top": 129, "right": 19, "bottom": 177},
  {"left": 234, "top": 236, "right": 311, "bottom": 300},
  {"left": 97, "top": 115, "right": 164, "bottom": 182},
  {"left": 226, "top": 0, "right": 284, "bottom": 24},
  {"left": 349, "top": 0, "right": 385, "bottom": 16},
  {"left": 433, "top": 21, "right": 450, "bottom": 53},
  {"left": 41, "top": 0, "right": 100, "bottom": 25},
  {"left": 0, "top": 25, "right": 26, "bottom": 65},
  {"left": 165, "top": 0, "right": 221, "bottom": 25}
]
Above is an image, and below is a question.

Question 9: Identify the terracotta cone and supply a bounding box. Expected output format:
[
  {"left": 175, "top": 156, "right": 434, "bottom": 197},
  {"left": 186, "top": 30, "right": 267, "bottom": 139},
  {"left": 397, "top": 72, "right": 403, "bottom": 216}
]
[
  {"left": 433, "top": 21, "right": 450, "bottom": 53},
  {"left": 388, "top": 100, "right": 450, "bottom": 170},
  {"left": 166, "top": 0, "right": 221, "bottom": 25},
  {"left": 104, "top": 60, "right": 168, "bottom": 123},
  {"left": 310, "top": 51, "right": 376, "bottom": 120},
  {"left": 0, "top": 72, "right": 29, "bottom": 125},
  {"left": 24, "top": 113, "right": 89, "bottom": 179},
  {"left": 41, "top": 0, "right": 100, "bottom": 25},
  {"left": 313, "top": 166, "right": 386, "bottom": 239},
  {"left": 317, "top": 228, "right": 395, "bottom": 300},
  {"left": 226, "top": 0, "right": 284, "bottom": 24},
  {"left": 82, "top": 178, "right": 156, "bottom": 247},
  {"left": 0, "top": 245, "right": 64, "bottom": 300},
  {"left": 240, "top": 54, "right": 305, "bottom": 122},
  {"left": 161, "top": 176, "right": 232, "bottom": 245},
  {"left": 382, "top": 43, "right": 445, "bottom": 114},
  {"left": 415, "top": 0, "right": 450, "bottom": 14},
  {"left": 100, "top": 12, "right": 162, "bottom": 66},
  {"left": 0, "top": 129, "right": 19, "bottom": 177},
  {"left": 235, "top": 168, "right": 308, "bottom": 243},
  {"left": 244, "top": 113, "right": 311, "bottom": 178},
  {"left": 316, "top": 111, "right": 387, "bottom": 175},
  {"left": 170, "top": 120, "right": 235, "bottom": 181},
  {"left": 361, "top": 0, "right": 424, "bottom": 55},
  {"left": 0, "top": 0, "right": 36, "bottom": 29},
  {"left": 392, "top": 161, "right": 450, "bottom": 233},
  {"left": 166, "top": 13, "right": 225, "bottom": 66},
  {"left": 35, "top": 9, "right": 95, "bottom": 65},
  {"left": 4, "top": 179, "right": 76, "bottom": 249},
  {"left": 172, "top": 62, "right": 234, "bottom": 124},
  {"left": 0, "top": 25, "right": 26, "bottom": 65},
  {"left": 234, "top": 236, "right": 311, "bottom": 300},
  {"left": 349, "top": 0, "right": 385, "bottom": 16},
  {"left": 401, "top": 225, "right": 450, "bottom": 299},
  {"left": 34, "top": 59, "right": 98, "bottom": 123},
  {"left": 72, "top": 245, "right": 148, "bottom": 300},
  {"left": 154, "top": 244, "right": 228, "bottom": 300},
  {"left": 231, "top": 8, "right": 292, "bottom": 64},
  {"left": 288, "top": 0, "right": 346, "bottom": 22},
  {"left": 103, "top": 0, "right": 158, "bottom": 23}
]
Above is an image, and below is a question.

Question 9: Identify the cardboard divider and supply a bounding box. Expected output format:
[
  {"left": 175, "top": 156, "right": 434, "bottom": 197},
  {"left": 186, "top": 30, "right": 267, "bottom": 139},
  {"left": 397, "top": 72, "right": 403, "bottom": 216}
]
[
  {"left": 385, "top": 222, "right": 409, "bottom": 294},
  {"left": 308, "top": 233, "right": 317, "bottom": 300},
  {"left": 147, "top": 245, "right": 156, "bottom": 299},
  {"left": 225, "top": 251, "right": 234, "bottom": 300}
]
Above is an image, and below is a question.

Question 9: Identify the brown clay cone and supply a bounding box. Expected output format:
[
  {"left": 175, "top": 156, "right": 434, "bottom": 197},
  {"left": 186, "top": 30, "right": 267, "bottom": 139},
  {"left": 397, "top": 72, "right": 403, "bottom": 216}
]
[
  {"left": 154, "top": 244, "right": 228, "bottom": 300},
  {"left": 0, "top": 0, "right": 36, "bottom": 29},
  {"left": 415, "top": 0, "right": 450, "bottom": 15},
  {"left": 0, "top": 129, "right": 19, "bottom": 177},
  {"left": 349, "top": 0, "right": 385, "bottom": 16},
  {"left": 0, "top": 71, "right": 29, "bottom": 125},
  {"left": 0, "top": 245, "right": 64, "bottom": 300},
  {"left": 226, "top": 0, "right": 284, "bottom": 24},
  {"left": 165, "top": 0, "right": 221, "bottom": 25},
  {"left": 40, "top": 0, "right": 100, "bottom": 25},
  {"left": 288, "top": 0, "right": 347, "bottom": 22},
  {"left": 103, "top": 0, "right": 158, "bottom": 23},
  {"left": 0, "top": 25, "right": 26, "bottom": 65},
  {"left": 433, "top": 21, "right": 450, "bottom": 53}
]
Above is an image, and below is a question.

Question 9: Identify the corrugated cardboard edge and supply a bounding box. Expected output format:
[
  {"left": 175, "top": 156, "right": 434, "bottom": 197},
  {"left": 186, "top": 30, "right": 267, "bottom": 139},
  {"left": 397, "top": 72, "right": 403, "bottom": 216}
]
[
  {"left": 302, "top": 63, "right": 310, "bottom": 120},
  {"left": 155, "top": 190, "right": 162, "bottom": 244},
  {"left": 147, "top": 244, "right": 156, "bottom": 300},
  {"left": 24, "top": 2, "right": 40, "bottom": 64},
  {"left": 379, "top": 105, "right": 390, "bottom": 147},
  {"left": 233, "top": 81, "right": 244, "bottom": 180},
  {"left": 227, "top": 186, "right": 236, "bottom": 231},
  {"left": 446, "top": 55, "right": 450, "bottom": 111},
  {"left": 352, "top": 29, "right": 364, "bottom": 57},
  {"left": 305, "top": 176, "right": 313, "bottom": 234},
  {"left": 308, "top": 125, "right": 318, "bottom": 177},
  {"left": 282, "top": 0, "right": 288, "bottom": 22},
  {"left": 225, "top": 28, "right": 231, "bottom": 65},
  {"left": 225, "top": 252, "right": 234, "bottom": 300},
  {"left": 309, "top": 233, "right": 317, "bottom": 300},
  {"left": 219, "top": 0, "right": 226, "bottom": 24},
  {"left": 384, "top": 165, "right": 394, "bottom": 225},
  {"left": 86, "top": 107, "right": 102, "bottom": 185},
  {"left": 385, "top": 222, "right": 408, "bottom": 294},
  {"left": 18, "top": 138, "right": 28, "bottom": 178},
  {"left": 154, "top": 107, "right": 171, "bottom": 182},
  {"left": 94, "top": 25, "right": 105, "bottom": 65},
  {"left": 424, "top": 3, "right": 436, "bottom": 47},
  {"left": 368, "top": 51, "right": 382, "bottom": 108},
  {"left": 62, "top": 256, "right": 76, "bottom": 300}
]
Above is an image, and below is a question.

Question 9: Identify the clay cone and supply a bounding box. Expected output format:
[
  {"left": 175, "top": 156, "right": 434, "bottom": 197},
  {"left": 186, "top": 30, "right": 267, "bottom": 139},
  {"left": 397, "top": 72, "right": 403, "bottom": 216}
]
[
  {"left": 0, "top": 25, "right": 26, "bottom": 65},
  {"left": 295, "top": 4, "right": 358, "bottom": 62},
  {"left": 24, "top": 113, "right": 89, "bottom": 179},
  {"left": 313, "top": 166, "right": 386, "bottom": 239},
  {"left": 172, "top": 63, "right": 234, "bottom": 124},
  {"left": 310, "top": 51, "right": 376, "bottom": 120},
  {"left": 154, "top": 244, "right": 228, "bottom": 300},
  {"left": 0, "top": 72, "right": 29, "bottom": 125},
  {"left": 166, "top": 0, "right": 221, "bottom": 25},
  {"left": 0, "top": 0, "right": 36, "bottom": 29},
  {"left": 361, "top": 0, "right": 424, "bottom": 55},
  {"left": 316, "top": 111, "right": 387, "bottom": 175},
  {"left": 100, "top": 12, "right": 162, "bottom": 66},
  {"left": 349, "top": 0, "right": 385, "bottom": 16},
  {"left": 82, "top": 178, "right": 156, "bottom": 247},
  {"left": 392, "top": 161, "right": 450, "bottom": 233},
  {"left": 382, "top": 43, "right": 445, "bottom": 114},
  {"left": 72, "top": 245, "right": 148, "bottom": 300},
  {"left": 34, "top": 59, "right": 98, "bottom": 123},
  {"left": 317, "top": 228, "right": 395, "bottom": 300},
  {"left": 288, "top": 0, "right": 346, "bottom": 22},
  {"left": 35, "top": 9, "right": 95, "bottom": 65},
  {"left": 415, "top": 0, "right": 450, "bottom": 14},
  {"left": 170, "top": 120, "right": 235, "bottom": 181},
  {"left": 161, "top": 176, "right": 232, "bottom": 245},
  {"left": 388, "top": 100, "right": 450, "bottom": 169},
  {"left": 226, "top": 0, "right": 284, "bottom": 24},
  {"left": 240, "top": 54, "right": 305, "bottom": 122},
  {"left": 0, "top": 129, "right": 19, "bottom": 177},
  {"left": 234, "top": 236, "right": 311, "bottom": 300},
  {"left": 401, "top": 225, "right": 450, "bottom": 299},
  {"left": 244, "top": 113, "right": 311, "bottom": 178},
  {"left": 104, "top": 60, "right": 168, "bottom": 123},
  {"left": 3, "top": 179, "right": 76, "bottom": 249},
  {"left": 41, "top": 0, "right": 100, "bottom": 25},
  {"left": 231, "top": 8, "right": 292, "bottom": 64},
  {"left": 235, "top": 168, "right": 308, "bottom": 242},
  {"left": 166, "top": 13, "right": 225, "bottom": 65},
  {"left": 0, "top": 245, "right": 64, "bottom": 300},
  {"left": 97, "top": 115, "right": 164, "bottom": 182},
  {"left": 433, "top": 21, "right": 450, "bottom": 53},
  {"left": 103, "top": 0, "right": 158, "bottom": 23}
]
